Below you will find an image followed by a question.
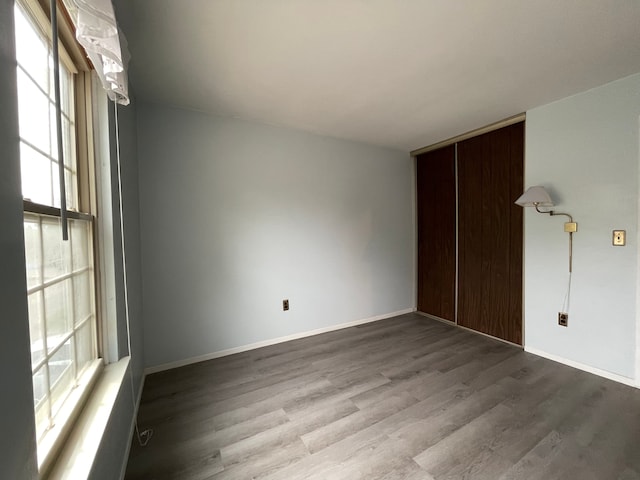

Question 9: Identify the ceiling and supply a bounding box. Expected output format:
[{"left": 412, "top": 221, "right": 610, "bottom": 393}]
[{"left": 116, "top": 0, "right": 640, "bottom": 152}]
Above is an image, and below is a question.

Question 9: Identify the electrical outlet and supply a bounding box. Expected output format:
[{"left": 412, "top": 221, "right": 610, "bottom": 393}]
[
  {"left": 283, "top": 299, "right": 289, "bottom": 311},
  {"left": 558, "top": 312, "right": 568, "bottom": 327}
]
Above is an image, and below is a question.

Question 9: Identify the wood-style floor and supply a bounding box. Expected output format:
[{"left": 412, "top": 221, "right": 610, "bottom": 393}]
[{"left": 125, "top": 313, "right": 640, "bottom": 480}]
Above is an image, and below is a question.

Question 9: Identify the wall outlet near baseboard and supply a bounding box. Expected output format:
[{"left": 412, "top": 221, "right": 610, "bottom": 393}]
[
  {"left": 283, "top": 299, "right": 289, "bottom": 311},
  {"left": 558, "top": 312, "right": 568, "bottom": 327}
]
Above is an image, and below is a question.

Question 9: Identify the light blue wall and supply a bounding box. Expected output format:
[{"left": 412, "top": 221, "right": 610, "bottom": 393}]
[
  {"left": 524, "top": 72, "right": 640, "bottom": 380},
  {"left": 137, "top": 104, "right": 415, "bottom": 369},
  {"left": 0, "top": 0, "right": 38, "bottom": 477}
]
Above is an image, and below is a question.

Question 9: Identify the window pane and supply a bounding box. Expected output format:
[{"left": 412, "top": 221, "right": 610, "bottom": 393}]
[
  {"left": 49, "top": 106, "right": 58, "bottom": 161},
  {"left": 52, "top": 166, "right": 77, "bottom": 210},
  {"left": 32, "top": 367, "right": 50, "bottom": 441},
  {"left": 17, "top": 68, "right": 50, "bottom": 154},
  {"left": 60, "top": 66, "right": 74, "bottom": 118},
  {"left": 50, "top": 112, "right": 78, "bottom": 210},
  {"left": 28, "top": 292, "right": 45, "bottom": 368},
  {"left": 62, "top": 116, "right": 76, "bottom": 170},
  {"left": 76, "top": 322, "right": 94, "bottom": 374},
  {"left": 70, "top": 219, "right": 90, "bottom": 270},
  {"left": 23, "top": 216, "right": 41, "bottom": 289},
  {"left": 44, "top": 280, "right": 72, "bottom": 351},
  {"left": 32, "top": 366, "right": 48, "bottom": 407},
  {"left": 14, "top": 5, "right": 48, "bottom": 91},
  {"left": 49, "top": 339, "right": 74, "bottom": 417},
  {"left": 20, "top": 142, "right": 53, "bottom": 206},
  {"left": 66, "top": 168, "right": 77, "bottom": 210},
  {"left": 73, "top": 273, "right": 92, "bottom": 325},
  {"left": 42, "top": 217, "right": 72, "bottom": 281},
  {"left": 49, "top": 107, "right": 70, "bottom": 164},
  {"left": 49, "top": 109, "right": 70, "bottom": 165}
]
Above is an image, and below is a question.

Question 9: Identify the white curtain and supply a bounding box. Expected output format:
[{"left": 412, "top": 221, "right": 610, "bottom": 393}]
[{"left": 65, "top": 0, "right": 130, "bottom": 105}]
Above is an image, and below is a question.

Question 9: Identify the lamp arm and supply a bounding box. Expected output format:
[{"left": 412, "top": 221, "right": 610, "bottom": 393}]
[
  {"left": 534, "top": 205, "right": 573, "bottom": 223},
  {"left": 534, "top": 204, "right": 575, "bottom": 273},
  {"left": 549, "top": 211, "right": 574, "bottom": 223}
]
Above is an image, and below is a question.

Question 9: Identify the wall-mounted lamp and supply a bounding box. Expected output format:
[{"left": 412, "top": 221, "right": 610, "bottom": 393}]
[{"left": 515, "top": 186, "right": 577, "bottom": 273}]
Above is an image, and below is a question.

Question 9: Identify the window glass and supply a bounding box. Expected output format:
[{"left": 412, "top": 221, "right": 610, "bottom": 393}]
[
  {"left": 16, "top": 4, "right": 77, "bottom": 211},
  {"left": 14, "top": 6, "right": 48, "bottom": 90},
  {"left": 41, "top": 217, "right": 72, "bottom": 282},
  {"left": 20, "top": 143, "right": 53, "bottom": 206},
  {"left": 27, "top": 292, "right": 45, "bottom": 367},
  {"left": 16, "top": 68, "right": 50, "bottom": 154}
]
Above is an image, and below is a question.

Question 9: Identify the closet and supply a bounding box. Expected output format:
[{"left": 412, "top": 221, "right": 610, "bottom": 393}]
[{"left": 416, "top": 121, "right": 524, "bottom": 345}]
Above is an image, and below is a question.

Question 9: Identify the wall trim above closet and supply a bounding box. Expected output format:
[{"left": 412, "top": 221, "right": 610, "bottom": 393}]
[{"left": 410, "top": 113, "right": 526, "bottom": 157}]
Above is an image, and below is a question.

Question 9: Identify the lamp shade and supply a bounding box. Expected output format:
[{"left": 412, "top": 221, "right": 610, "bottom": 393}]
[{"left": 515, "top": 186, "right": 554, "bottom": 207}]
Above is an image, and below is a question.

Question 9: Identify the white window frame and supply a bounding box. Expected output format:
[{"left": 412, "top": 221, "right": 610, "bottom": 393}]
[{"left": 14, "top": 0, "right": 105, "bottom": 474}]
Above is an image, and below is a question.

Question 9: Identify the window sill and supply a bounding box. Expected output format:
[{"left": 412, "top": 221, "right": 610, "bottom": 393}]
[{"left": 46, "top": 356, "right": 130, "bottom": 480}]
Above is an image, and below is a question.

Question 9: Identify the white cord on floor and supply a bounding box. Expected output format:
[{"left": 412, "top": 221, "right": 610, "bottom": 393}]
[{"left": 114, "top": 101, "right": 153, "bottom": 447}]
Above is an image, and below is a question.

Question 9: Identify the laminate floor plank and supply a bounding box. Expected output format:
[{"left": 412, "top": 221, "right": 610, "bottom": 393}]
[
  {"left": 412, "top": 403, "right": 516, "bottom": 476},
  {"left": 283, "top": 373, "right": 388, "bottom": 417},
  {"left": 211, "top": 438, "right": 309, "bottom": 480},
  {"left": 349, "top": 369, "right": 441, "bottom": 410},
  {"left": 379, "top": 460, "right": 435, "bottom": 480},
  {"left": 261, "top": 429, "right": 390, "bottom": 480},
  {"left": 220, "top": 399, "right": 358, "bottom": 467},
  {"left": 387, "top": 381, "right": 514, "bottom": 457},
  {"left": 304, "top": 435, "right": 420, "bottom": 480},
  {"left": 301, "top": 391, "right": 418, "bottom": 454},
  {"left": 126, "top": 313, "right": 640, "bottom": 480}
]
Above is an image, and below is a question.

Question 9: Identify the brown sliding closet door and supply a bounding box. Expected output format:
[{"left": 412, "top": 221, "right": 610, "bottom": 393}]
[
  {"left": 416, "top": 145, "right": 456, "bottom": 321},
  {"left": 457, "top": 122, "right": 524, "bottom": 344}
]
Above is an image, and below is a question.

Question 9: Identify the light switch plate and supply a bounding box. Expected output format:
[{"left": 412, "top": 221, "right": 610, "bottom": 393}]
[{"left": 613, "top": 230, "right": 626, "bottom": 246}]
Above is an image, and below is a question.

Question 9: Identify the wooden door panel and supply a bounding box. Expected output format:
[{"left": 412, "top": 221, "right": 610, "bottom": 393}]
[
  {"left": 457, "top": 138, "right": 483, "bottom": 331},
  {"left": 416, "top": 145, "right": 456, "bottom": 321},
  {"left": 457, "top": 122, "right": 523, "bottom": 344}
]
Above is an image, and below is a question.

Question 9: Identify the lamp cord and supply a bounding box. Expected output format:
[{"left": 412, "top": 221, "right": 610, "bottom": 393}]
[
  {"left": 561, "top": 271, "right": 572, "bottom": 314},
  {"left": 114, "top": 101, "right": 153, "bottom": 448}
]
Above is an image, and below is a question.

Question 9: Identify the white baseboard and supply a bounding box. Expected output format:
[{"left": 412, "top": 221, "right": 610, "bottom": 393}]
[
  {"left": 525, "top": 346, "right": 638, "bottom": 388},
  {"left": 145, "top": 308, "right": 415, "bottom": 375}
]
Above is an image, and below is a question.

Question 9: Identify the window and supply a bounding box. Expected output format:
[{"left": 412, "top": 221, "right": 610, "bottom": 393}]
[
  {"left": 15, "top": 2, "right": 77, "bottom": 210},
  {"left": 14, "top": 0, "right": 101, "bottom": 469}
]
